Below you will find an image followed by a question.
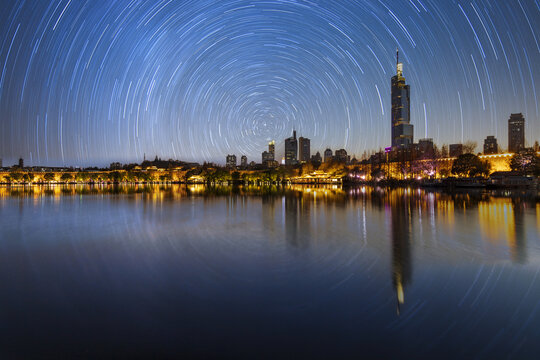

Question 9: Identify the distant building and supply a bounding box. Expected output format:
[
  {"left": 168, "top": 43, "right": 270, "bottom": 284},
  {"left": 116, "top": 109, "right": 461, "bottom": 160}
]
[
  {"left": 483, "top": 136, "right": 498, "bottom": 154},
  {"left": 298, "top": 137, "right": 310, "bottom": 163},
  {"left": 262, "top": 140, "right": 276, "bottom": 167},
  {"left": 391, "top": 49, "right": 413, "bottom": 148},
  {"left": 284, "top": 130, "right": 298, "bottom": 165},
  {"left": 240, "top": 155, "right": 247, "bottom": 167},
  {"left": 449, "top": 144, "right": 463, "bottom": 157},
  {"left": 311, "top": 151, "right": 322, "bottom": 165},
  {"left": 508, "top": 113, "right": 525, "bottom": 153},
  {"left": 418, "top": 138, "right": 435, "bottom": 159},
  {"left": 334, "top": 149, "right": 349, "bottom": 163},
  {"left": 0, "top": 158, "right": 2, "bottom": 168},
  {"left": 226, "top": 154, "right": 237, "bottom": 168},
  {"left": 268, "top": 140, "right": 275, "bottom": 155},
  {"left": 110, "top": 162, "right": 122, "bottom": 170},
  {"left": 18, "top": 158, "right": 24, "bottom": 169},
  {"left": 324, "top": 148, "right": 333, "bottom": 162}
]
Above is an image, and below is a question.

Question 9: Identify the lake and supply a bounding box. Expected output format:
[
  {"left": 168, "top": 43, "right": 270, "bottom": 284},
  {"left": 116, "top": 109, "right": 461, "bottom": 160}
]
[{"left": 0, "top": 185, "right": 539, "bottom": 358}]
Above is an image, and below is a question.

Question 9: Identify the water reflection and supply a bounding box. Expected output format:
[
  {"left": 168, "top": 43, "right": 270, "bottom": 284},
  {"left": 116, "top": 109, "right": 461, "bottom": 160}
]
[{"left": 1, "top": 184, "right": 540, "bottom": 357}]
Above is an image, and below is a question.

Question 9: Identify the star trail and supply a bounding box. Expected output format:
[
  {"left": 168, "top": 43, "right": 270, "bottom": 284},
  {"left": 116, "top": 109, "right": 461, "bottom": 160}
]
[{"left": 0, "top": 0, "right": 538, "bottom": 166}]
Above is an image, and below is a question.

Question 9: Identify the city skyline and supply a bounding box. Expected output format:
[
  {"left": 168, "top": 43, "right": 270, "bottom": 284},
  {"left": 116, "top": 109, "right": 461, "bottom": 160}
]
[{"left": 0, "top": 0, "right": 539, "bottom": 167}]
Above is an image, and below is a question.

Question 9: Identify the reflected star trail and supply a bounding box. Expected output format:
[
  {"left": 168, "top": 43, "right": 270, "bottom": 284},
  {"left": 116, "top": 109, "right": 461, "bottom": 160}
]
[{"left": 0, "top": 0, "right": 539, "bottom": 166}]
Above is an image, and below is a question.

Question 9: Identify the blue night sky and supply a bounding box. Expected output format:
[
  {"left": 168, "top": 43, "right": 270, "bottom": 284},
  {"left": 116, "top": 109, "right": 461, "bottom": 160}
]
[{"left": 0, "top": 0, "right": 539, "bottom": 166}]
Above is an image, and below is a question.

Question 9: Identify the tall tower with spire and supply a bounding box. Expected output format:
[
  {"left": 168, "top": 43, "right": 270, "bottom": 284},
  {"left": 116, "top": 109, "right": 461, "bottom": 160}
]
[{"left": 391, "top": 48, "right": 413, "bottom": 148}]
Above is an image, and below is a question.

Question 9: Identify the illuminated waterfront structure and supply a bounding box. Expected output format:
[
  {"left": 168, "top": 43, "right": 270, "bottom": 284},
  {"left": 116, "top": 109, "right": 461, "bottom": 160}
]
[
  {"left": 284, "top": 130, "right": 298, "bottom": 165},
  {"left": 508, "top": 113, "right": 525, "bottom": 153},
  {"left": 391, "top": 49, "right": 413, "bottom": 148},
  {"left": 298, "top": 137, "right": 310, "bottom": 163}
]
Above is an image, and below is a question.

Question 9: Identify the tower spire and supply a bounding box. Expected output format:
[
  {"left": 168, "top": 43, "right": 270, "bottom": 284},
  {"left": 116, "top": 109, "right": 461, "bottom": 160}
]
[{"left": 396, "top": 47, "right": 403, "bottom": 77}]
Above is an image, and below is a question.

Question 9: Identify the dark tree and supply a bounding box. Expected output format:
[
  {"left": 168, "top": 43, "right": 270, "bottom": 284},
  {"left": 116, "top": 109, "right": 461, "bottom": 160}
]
[{"left": 451, "top": 153, "right": 490, "bottom": 177}]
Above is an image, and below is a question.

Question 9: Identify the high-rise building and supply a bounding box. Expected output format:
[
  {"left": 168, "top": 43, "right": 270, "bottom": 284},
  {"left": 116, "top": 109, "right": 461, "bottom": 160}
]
[
  {"left": 18, "top": 158, "right": 24, "bottom": 169},
  {"left": 268, "top": 140, "right": 275, "bottom": 155},
  {"left": 284, "top": 130, "right": 298, "bottom": 165},
  {"left": 324, "top": 148, "right": 333, "bottom": 162},
  {"left": 298, "top": 137, "right": 310, "bottom": 163},
  {"left": 240, "top": 155, "right": 247, "bottom": 167},
  {"left": 391, "top": 49, "right": 413, "bottom": 148},
  {"left": 262, "top": 140, "right": 276, "bottom": 167},
  {"left": 449, "top": 144, "right": 463, "bottom": 157},
  {"left": 334, "top": 149, "right": 349, "bottom": 163},
  {"left": 483, "top": 136, "right": 498, "bottom": 154},
  {"left": 226, "top": 154, "right": 237, "bottom": 168},
  {"left": 0, "top": 158, "right": 3, "bottom": 168},
  {"left": 508, "top": 113, "right": 525, "bottom": 153}
]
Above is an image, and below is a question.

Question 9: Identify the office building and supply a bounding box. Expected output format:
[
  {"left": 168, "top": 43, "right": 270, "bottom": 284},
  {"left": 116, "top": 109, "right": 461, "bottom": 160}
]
[
  {"left": 334, "top": 149, "right": 349, "bottom": 163},
  {"left": 508, "top": 113, "right": 525, "bottom": 153},
  {"left": 418, "top": 138, "right": 434, "bottom": 159},
  {"left": 449, "top": 144, "right": 463, "bottom": 157},
  {"left": 262, "top": 140, "right": 277, "bottom": 167},
  {"left": 226, "top": 154, "right": 237, "bottom": 168},
  {"left": 391, "top": 49, "right": 413, "bottom": 148},
  {"left": 240, "top": 155, "right": 247, "bottom": 167},
  {"left": 284, "top": 130, "right": 298, "bottom": 165},
  {"left": 324, "top": 148, "right": 333, "bottom": 162},
  {"left": 298, "top": 137, "right": 310, "bottom": 163},
  {"left": 483, "top": 136, "right": 498, "bottom": 154},
  {"left": 18, "top": 158, "right": 24, "bottom": 169}
]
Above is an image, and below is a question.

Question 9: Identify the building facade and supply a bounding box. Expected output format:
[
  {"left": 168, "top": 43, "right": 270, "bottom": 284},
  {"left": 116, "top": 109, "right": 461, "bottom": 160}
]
[
  {"left": 226, "top": 154, "right": 237, "bottom": 168},
  {"left": 324, "top": 148, "right": 333, "bottom": 162},
  {"left": 262, "top": 140, "right": 275, "bottom": 167},
  {"left": 298, "top": 137, "right": 310, "bottom": 163},
  {"left": 508, "top": 113, "right": 525, "bottom": 153},
  {"left": 483, "top": 136, "right": 498, "bottom": 154},
  {"left": 284, "top": 131, "right": 298, "bottom": 165},
  {"left": 391, "top": 49, "right": 413, "bottom": 148},
  {"left": 449, "top": 144, "right": 463, "bottom": 158},
  {"left": 334, "top": 149, "right": 348, "bottom": 163},
  {"left": 240, "top": 155, "right": 247, "bottom": 167}
]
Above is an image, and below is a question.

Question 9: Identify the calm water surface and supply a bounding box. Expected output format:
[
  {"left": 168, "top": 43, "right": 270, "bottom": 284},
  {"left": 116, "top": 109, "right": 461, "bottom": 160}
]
[{"left": 0, "top": 185, "right": 539, "bottom": 358}]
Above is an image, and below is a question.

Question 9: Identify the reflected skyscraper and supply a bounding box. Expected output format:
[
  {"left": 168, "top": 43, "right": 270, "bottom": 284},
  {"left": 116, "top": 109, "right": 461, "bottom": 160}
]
[
  {"left": 389, "top": 192, "right": 412, "bottom": 314},
  {"left": 511, "top": 198, "right": 526, "bottom": 264},
  {"left": 391, "top": 49, "right": 413, "bottom": 148}
]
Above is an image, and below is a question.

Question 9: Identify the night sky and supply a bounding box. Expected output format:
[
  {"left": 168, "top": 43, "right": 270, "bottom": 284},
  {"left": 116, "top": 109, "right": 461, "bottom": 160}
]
[{"left": 0, "top": 0, "right": 539, "bottom": 166}]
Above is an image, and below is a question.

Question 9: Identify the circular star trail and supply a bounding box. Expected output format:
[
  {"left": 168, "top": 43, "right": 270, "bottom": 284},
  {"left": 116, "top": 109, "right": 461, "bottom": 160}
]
[{"left": 0, "top": 0, "right": 539, "bottom": 166}]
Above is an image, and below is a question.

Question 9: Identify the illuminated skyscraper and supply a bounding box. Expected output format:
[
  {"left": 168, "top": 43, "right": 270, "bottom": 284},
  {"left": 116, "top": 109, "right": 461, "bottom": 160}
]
[
  {"left": 284, "top": 130, "right": 298, "bottom": 165},
  {"left": 298, "top": 137, "right": 310, "bottom": 163},
  {"left": 262, "top": 140, "right": 277, "bottom": 167},
  {"left": 508, "top": 113, "right": 525, "bottom": 153},
  {"left": 391, "top": 49, "right": 413, "bottom": 148}
]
